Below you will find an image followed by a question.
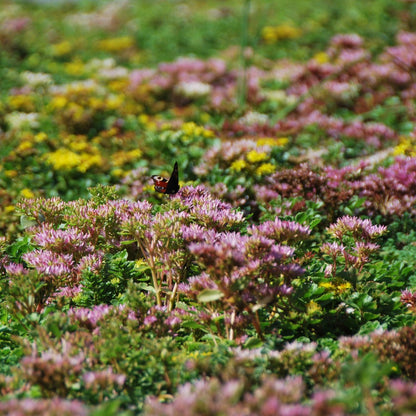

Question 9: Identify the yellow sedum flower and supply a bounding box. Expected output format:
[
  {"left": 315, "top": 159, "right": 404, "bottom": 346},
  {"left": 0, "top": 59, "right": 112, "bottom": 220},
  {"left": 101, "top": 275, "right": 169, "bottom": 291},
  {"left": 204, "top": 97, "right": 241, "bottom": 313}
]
[
  {"left": 34, "top": 132, "right": 47, "bottom": 143},
  {"left": 65, "top": 60, "right": 85, "bottom": 76},
  {"left": 246, "top": 150, "right": 269, "bottom": 163},
  {"left": 307, "top": 301, "right": 322, "bottom": 315},
  {"left": 320, "top": 281, "right": 352, "bottom": 295},
  {"left": 257, "top": 137, "right": 289, "bottom": 147},
  {"left": 256, "top": 163, "right": 276, "bottom": 176},
  {"left": 182, "top": 122, "right": 214, "bottom": 138},
  {"left": 111, "top": 168, "right": 125, "bottom": 178},
  {"left": 106, "top": 94, "right": 124, "bottom": 110},
  {"left": 69, "top": 141, "right": 89, "bottom": 152},
  {"left": 262, "top": 24, "right": 302, "bottom": 44},
  {"left": 110, "top": 277, "right": 120, "bottom": 285},
  {"left": 135, "top": 259, "right": 148, "bottom": 269},
  {"left": 4, "top": 205, "right": 15, "bottom": 213},
  {"left": 8, "top": 95, "right": 35, "bottom": 112},
  {"left": 262, "top": 26, "right": 279, "bottom": 44},
  {"left": 20, "top": 188, "right": 35, "bottom": 199},
  {"left": 108, "top": 80, "right": 129, "bottom": 92},
  {"left": 51, "top": 41, "right": 72, "bottom": 56},
  {"left": 393, "top": 136, "right": 416, "bottom": 157},
  {"left": 98, "top": 36, "right": 134, "bottom": 52},
  {"left": 50, "top": 96, "right": 68, "bottom": 109},
  {"left": 138, "top": 114, "right": 150, "bottom": 124},
  {"left": 313, "top": 52, "right": 330, "bottom": 64},
  {"left": 200, "top": 112, "right": 211, "bottom": 123},
  {"left": 16, "top": 140, "right": 33, "bottom": 152},
  {"left": 230, "top": 159, "right": 247, "bottom": 172},
  {"left": 45, "top": 148, "right": 81, "bottom": 171},
  {"left": 78, "top": 153, "right": 104, "bottom": 173},
  {"left": 5, "top": 170, "right": 18, "bottom": 178},
  {"left": 112, "top": 149, "right": 142, "bottom": 167}
]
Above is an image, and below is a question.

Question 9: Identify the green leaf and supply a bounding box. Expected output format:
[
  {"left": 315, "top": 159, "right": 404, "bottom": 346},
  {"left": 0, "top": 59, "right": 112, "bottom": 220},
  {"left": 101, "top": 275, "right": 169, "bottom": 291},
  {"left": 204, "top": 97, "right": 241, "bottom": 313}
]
[
  {"left": 244, "top": 337, "right": 263, "bottom": 349},
  {"left": 309, "top": 217, "right": 322, "bottom": 229},
  {"left": 181, "top": 321, "right": 208, "bottom": 331},
  {"left": 197, "top": 289, "right": 224, "bottom": 303}
]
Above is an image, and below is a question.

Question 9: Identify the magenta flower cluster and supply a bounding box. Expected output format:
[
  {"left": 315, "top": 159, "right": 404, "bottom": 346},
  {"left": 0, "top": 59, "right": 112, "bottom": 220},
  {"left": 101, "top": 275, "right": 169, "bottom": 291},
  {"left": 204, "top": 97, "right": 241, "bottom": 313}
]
[
  {"left": 321, "top": 215, "right": 386, "bottom": 276},
  {"left": 221, "top": 32, "right": 416, "bottom": 149},
  {"left": 253, "top": 157, "right": 416, "bottom": 218},
  {"left": 144, "top": 375, "right": 343, "bottom": 416},
  {"left": 179, "top": 217, "right": 308, "bottom": 340}
]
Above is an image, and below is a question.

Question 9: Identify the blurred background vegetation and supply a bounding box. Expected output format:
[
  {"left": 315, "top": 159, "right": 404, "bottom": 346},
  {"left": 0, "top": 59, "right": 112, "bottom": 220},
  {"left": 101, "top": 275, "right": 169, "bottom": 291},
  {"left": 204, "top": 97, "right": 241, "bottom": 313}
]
[{"left": 3, "top": 0, "right": 414, "bottom": 68}]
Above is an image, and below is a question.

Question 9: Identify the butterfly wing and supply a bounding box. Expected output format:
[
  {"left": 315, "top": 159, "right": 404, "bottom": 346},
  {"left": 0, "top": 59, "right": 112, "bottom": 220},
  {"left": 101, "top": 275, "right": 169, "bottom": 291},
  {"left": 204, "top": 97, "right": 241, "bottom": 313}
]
[
  {"left": 165, "top": 162, "right": 180, "bottom": 194},
  {"left": 151, "top": 175, "right": 169, "bottom": 193},
  {"left": 152, "top": 162, "right": 180, "bottom": 194}
]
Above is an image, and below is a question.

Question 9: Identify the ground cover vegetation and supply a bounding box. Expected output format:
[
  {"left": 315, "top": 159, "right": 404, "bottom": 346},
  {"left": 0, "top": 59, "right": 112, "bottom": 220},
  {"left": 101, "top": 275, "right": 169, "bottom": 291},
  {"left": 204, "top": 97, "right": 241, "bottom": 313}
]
[{"left": 1, "top": 0, "right": 416, "bottom": 414}]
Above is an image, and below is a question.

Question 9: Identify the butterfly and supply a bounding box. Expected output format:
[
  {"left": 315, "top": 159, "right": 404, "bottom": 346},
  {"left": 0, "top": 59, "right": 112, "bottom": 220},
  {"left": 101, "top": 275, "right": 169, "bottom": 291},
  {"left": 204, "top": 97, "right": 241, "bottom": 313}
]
[{"left": 151, "top": 161, "right": 180, "bottom": 194}]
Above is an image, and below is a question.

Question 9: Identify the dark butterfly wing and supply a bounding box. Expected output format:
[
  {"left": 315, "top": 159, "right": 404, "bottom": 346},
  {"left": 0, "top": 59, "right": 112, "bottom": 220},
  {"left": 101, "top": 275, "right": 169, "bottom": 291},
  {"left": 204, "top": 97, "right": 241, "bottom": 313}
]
[
  {"left": 151, "top": 175, "right": 169, "bottom": 193},
  {"left": 165, "top": 162, "right": 180, "bottom": 194},
  {"left": 151, "top": 162, "right": 179, "bottom": 194}
]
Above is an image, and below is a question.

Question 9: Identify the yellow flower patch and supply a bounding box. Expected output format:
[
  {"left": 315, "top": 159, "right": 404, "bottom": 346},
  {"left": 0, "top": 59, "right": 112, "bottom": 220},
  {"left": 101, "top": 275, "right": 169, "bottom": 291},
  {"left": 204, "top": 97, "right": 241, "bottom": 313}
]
[
  {"left": 16, "top": 140, "right": 34, "bottom": 153},
  {"left": 182, "top": 122, "right": 214, "bottom": 138},
  {"left": 98, "top": 36, "right": 134, "bottom": 52},
  {"left": 246, "top": 150, "right": 269, "bottom": 163},
  {"left": 319, "top": 281, "right": 352, "bottom": 295},
  {"left": 34, "top": 132, "right": 47, "bottom": 143},
  {"left": 45, "top": 148, "right": 81, "bottom": 171},
  {"left": 20, "top": 188, "right": 35, "bottom": 199},
  {"left": 51, "top": 41, "right": 72, "bottom": 56},
  {"left": 393, "top": 136, "right": 416, "bottom": 157},
  {"left": 230, "top": 159, "right": 247, "bottom": 172},
  {"left": 256, "top": 163, "right": 276, "bottom": 176},
  {"left": 5, "top": 170, "right": 18, "bottom": 178},
  {"left": 49, "top": 96, "right": 68, "bottom": 109},
  {"left": 8, "top": 95, "right": 35, "bottom": 112},
  {"left": 112, "top": 149, "right": 142, "bottom": 167},
  {"left": 313, "top": 52, "right": 330, "bottom": 64},
  {"left": 64, "top": 60, "right": 85, "bottom": 76},
  {"left": 256, "top": 137, "right": 289, "bottom": 147},
  {"left": 262, "top": 24, "right": 302, "bottom": 44}
]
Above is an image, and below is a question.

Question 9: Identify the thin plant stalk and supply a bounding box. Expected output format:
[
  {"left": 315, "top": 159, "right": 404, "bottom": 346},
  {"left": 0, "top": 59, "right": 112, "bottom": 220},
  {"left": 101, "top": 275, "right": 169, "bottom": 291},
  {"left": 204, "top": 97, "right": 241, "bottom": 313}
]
[{"left": 238, "top": 0, "right": 251, "bottom": 111}]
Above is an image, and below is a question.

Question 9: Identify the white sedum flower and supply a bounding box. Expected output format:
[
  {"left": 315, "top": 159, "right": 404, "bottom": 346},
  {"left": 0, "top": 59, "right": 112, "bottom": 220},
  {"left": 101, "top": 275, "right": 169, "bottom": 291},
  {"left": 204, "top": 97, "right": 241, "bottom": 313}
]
[
  {"left": 175, "top": 81, "right": 212, "bottom": 99},
  {"left": 5, "top": 112, "right": 40, "bottom": 130}
]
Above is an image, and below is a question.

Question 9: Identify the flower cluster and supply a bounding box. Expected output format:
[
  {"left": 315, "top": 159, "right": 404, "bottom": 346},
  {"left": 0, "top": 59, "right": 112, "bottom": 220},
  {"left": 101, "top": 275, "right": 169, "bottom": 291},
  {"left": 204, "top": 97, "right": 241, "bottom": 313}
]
[
  {"left": 254, "top": 157, "right": 416, "bottom": 219},
  {"left": 122, "top": 186, "right": 244, "bottom": 311},
  {"left": 180, "top": 218, "right": 307, "bottom": 340},
  {"left": 321, "top": 216, "right": 386, "bottom": 276},
  {"left": 195, "top": 136, "right": 288, "bottom": 181},
  {"left": 144, "top": 375, "right": 343, "bottom": 416},
  {"left": 0, "top": 398, "right": 88, "bottom": 416}
]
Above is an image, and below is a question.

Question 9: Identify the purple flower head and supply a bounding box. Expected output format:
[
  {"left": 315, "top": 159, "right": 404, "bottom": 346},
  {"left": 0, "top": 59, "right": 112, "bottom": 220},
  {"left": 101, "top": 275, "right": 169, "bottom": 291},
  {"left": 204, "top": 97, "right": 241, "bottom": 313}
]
[
  {"left": 4, "top": 262, "right": 28, "bottom": 276},
  {"left": 32, "top": 223, "right": 94, "bottom": 256},
  {"left": 83, "top": 367, "right": 125, "bottom": 390},
  {"left": 321, "top": 242, "right": 346, "bottom": 259},
  {"left": 174, "top": 185, "right": 244, "bottom": 230},
  {"left": 401, "top": 289, "right": 416, "bottom": 310},
  {"left": 0, "top": 398, "right": 88, "bottom": 416},
  {"left": 189, "top": 232, "right": 248, "bottom": 269},
  {"left": 328, "top": 216, "right": 387, "bottom": 241},
  {"left": 68, "top": 305, "right": 111, "bottom": 330},
  {"left": 248, "top": 218, "right": 311, "bottom": 244},
  {"left": 23, "top": 250, "right": 74, "bottom": 278}
]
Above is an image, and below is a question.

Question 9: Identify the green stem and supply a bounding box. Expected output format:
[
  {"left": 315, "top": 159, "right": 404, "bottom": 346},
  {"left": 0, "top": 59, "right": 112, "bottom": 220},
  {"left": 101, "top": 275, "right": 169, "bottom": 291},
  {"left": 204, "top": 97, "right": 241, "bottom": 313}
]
[
  {"left": 238, "top": 0, "right": 251, "bottom": 111},
  {"left": 136, "top": 238, "right": 162, "bottom": 307}
]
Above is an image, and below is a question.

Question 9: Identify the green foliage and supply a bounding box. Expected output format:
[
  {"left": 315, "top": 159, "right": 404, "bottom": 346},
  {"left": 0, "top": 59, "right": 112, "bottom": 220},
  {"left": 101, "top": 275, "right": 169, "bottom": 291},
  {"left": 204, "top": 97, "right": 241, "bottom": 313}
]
[
  {"left": 1, "top": 0, "right": 416, "bottom": 414},
  {"left": 78, "top": 251, "right": 140, "bottom": 306}
]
